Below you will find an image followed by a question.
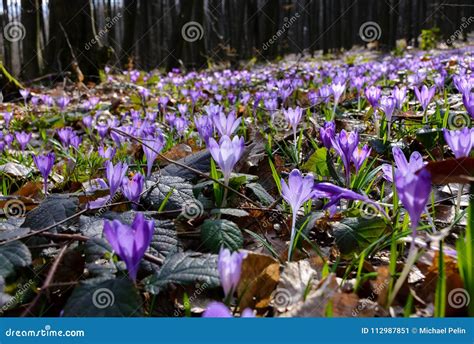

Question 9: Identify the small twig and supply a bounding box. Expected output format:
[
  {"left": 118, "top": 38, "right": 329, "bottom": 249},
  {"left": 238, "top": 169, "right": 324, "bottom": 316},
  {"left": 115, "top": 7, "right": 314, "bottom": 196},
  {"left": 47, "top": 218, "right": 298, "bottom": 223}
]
[{"left": 21, "top": 244, "right": 69, "bottom": 317}]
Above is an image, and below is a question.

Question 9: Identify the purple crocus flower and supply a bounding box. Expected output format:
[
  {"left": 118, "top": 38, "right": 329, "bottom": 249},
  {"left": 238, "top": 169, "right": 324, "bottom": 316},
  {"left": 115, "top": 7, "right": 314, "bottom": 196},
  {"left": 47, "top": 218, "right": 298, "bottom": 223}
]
[
  {"left": 395, "top": 169, "right": 432, "bottom": 249},
  {"left": 313, "top": 182, "right": 385, "bottom": 218},
  {"left": 194, "top": 114, "right": 214, "bottom": 144},
  {"left": 463, "top": 93, "right": 474, "bottom": 118},
  {"left": 142, "top": 133, "right": 165, "bottom": 177},
  {"left": 19, "top": 89, "right": 30, "bottom": 103},
  {"left": 98, "top": 145, "right": 116, "bottom": 160},
  {"left": 1, "top": 112, "right": 13, "bottom": 128},
  {"left": 212, "top": 111, "right": 240, "bottom": 137},
  {"left": 392, "top": 86, "right": 407, "bottom": 110},
  {"left": 202, "top": 302, "right": 255, "bottom": 318},
  {"left": 453, "top": 76, "right": 471, "bottom": 95},
  {"left": 15, "top": 131, "right": 32, "bottom": 151},
  {"left": 380, "top": 96, "right": 396, "bottom": 122},
  {"left": 434, "top": 74, "right": 445, "bottom": 91},
  {"left": 319, "top": 121, "right": 335, "bottom": 149},
  {"left": 177, "top": 104, "right": 188, "bottom": 116},
  {"left": 83, "top": 115, "right": 93, "bottom": 128},
  {"left": 56, "top": 96, "right": 70, "bottom": 111},
  {"left": 414, "top": 85, "right": 436, "bottom": 111},
  {"left": 57, "top": 127, "right": 74, "bottom": 147},
  {"left": 122, "top": 173, "right": 144, "bottom": 208},
  {"left": 331, "top": 82, "right": 346, "bottom": 107},
  {"left": 331, "top": 130, "right": 359, "bottom": 185},
  {"left": 218, "top": 247, "right": 246, "bottom": 298},
  {"left": 105, "top": 161, "right": 128, "bottom": 196},
  {"left": 103, "top": 213, "right": 154, "bottom": 281},
  {"left": 280, "top": 169, "right": 315, "bottom": 260},
  {"left": 70, "top": 135, "right": 82, "bottom": 149},
  {"left": 365, "top": 86, "right": 382, "bottom": 108},
  {"left": 33, "top": 152, "right": 55, "bottom": 194},
  {"left": 4, "top": 133, "right": 13, "bottom": 147},
  {"left": 352, "top": 144, "right": 371, "bottom": 173},
  {"left": 381, "top": 147, "right": 424, "bottom": 183},
  {"left": 208, "top": 135, "right": 245, "bottom": 182},
  {"left": 443, "top": 128, "right": 473, "bottom": 159},
  {"left": 318, "top": 85, "right": 332, "bottom": 104}
]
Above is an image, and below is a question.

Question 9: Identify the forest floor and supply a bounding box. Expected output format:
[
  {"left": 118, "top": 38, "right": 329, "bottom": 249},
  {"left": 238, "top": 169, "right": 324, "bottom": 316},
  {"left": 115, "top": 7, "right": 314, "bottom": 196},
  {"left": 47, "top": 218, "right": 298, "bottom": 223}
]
[{"left": 0, "top": 40, "right": 473, "bottom": 318}]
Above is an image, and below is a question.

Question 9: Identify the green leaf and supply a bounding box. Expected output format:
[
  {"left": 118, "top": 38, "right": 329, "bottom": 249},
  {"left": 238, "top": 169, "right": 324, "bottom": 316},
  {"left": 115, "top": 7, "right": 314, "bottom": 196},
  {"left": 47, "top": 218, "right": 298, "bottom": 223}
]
[
  {"left": 302, "top": 147, "right": 329, "bottom": 177},
  {"left": 143, "top": 176, "right": 195, "bottom": 211},
  {"left": 21, "top": 195, "right": 79, "bottom": 231},
  {"left": 246, "top": 182, "right": 276, "bottom": 206},
  {"left": 144, "top": 252, "right": 220, "bottom": 294},
  {"left": 0, "top": 241, "right": 32, "bottom": 278},
  {"left": 200, "top": 219, "right": 243, "bottom": 252},
  {"left": 63, "top": 278, "right": 143, "bottom": 316},
  {"left": 331, "top": 217, "right": 388, "bottom": 256}
]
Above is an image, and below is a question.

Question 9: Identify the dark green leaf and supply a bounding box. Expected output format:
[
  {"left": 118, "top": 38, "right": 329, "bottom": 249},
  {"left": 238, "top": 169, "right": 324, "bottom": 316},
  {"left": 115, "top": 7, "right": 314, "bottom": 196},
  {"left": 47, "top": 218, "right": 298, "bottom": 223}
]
[
  {"left": 302, "top": 147, "right": 329, "bottom": 177},
  {"left": 246, "top": 183, "right": 276, "bottom": 206},
  {"left": 200, "top": 219, "right": 243, "bottom": 252},
  {"left": 332, "top": 217, "right": 388, "bottom": 256},
  {"left": 63, "top": 278, "right": 143, "bottom": 316},
  {"left": 144, "top": 252, "right": 220, "bottom": 294},
  {"left": 0, "top": 241, "right": 32, "bottom": 278},
  {"left": 161, "top": 150, "right": 211, "bottom": 180},
  {"left": 143, "top": 176, "right": 195, "bottom": 211},
  {"left": 21, "top": 195, "right": 79, "bottom": 231}
]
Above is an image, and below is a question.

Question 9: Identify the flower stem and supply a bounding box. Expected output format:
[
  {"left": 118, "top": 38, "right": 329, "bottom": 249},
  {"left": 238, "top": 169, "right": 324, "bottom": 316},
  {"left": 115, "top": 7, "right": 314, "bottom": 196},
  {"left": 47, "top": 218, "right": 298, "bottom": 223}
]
[
  {"left": 288, "top": 213, "right": 297, "bottom": 262},
  {"left": 456, "top": 183, "right": 464, "bottom": 216}
]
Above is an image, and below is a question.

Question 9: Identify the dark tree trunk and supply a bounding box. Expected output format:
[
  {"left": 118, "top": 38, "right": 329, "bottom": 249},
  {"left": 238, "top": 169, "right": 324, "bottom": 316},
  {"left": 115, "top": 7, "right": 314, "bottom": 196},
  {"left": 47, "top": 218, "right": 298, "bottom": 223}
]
[
  {"left": 21, "top": 0, "right": 41, "bottom": 79},
  {"left": 46, "top": 0, "right": 103, "bottom": 81}
]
